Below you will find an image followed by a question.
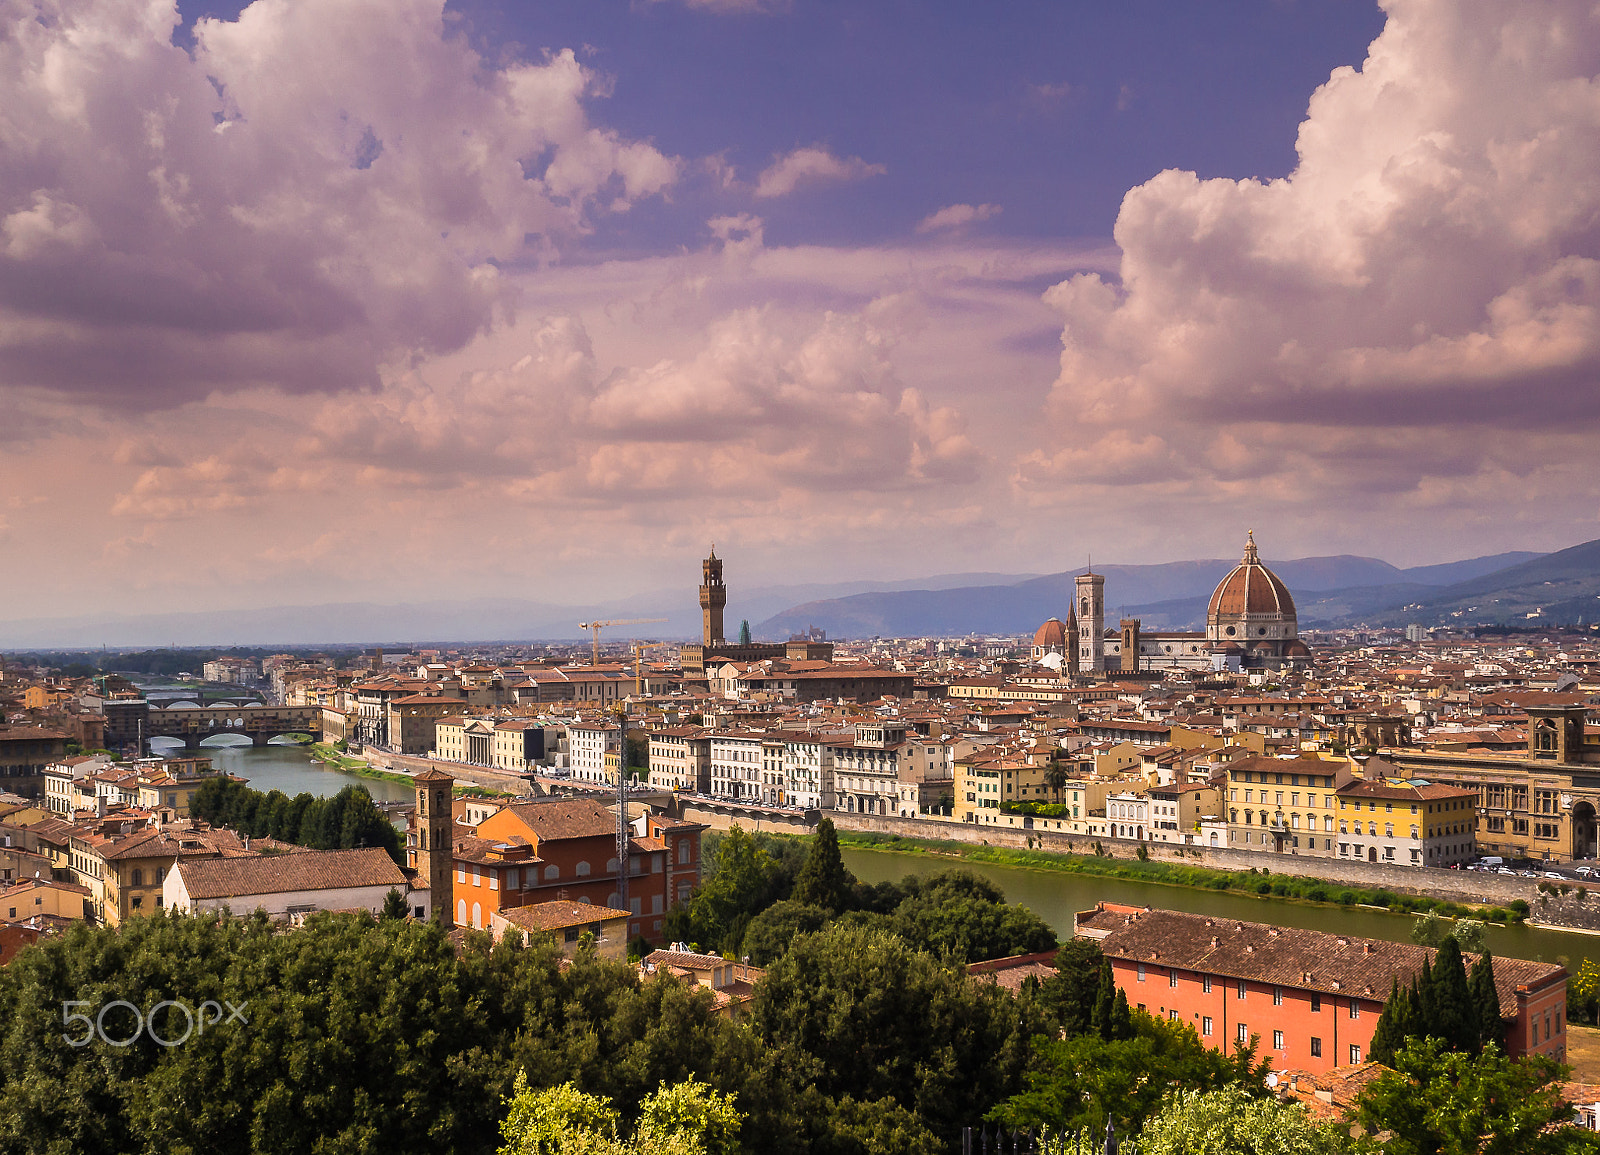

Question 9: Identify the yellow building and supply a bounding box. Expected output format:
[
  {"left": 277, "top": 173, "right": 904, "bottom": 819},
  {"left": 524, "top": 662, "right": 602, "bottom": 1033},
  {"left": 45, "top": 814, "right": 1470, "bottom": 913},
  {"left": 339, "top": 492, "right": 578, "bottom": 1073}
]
[{"left": 1, "top": 877, "right": 91, "bottom": 923}]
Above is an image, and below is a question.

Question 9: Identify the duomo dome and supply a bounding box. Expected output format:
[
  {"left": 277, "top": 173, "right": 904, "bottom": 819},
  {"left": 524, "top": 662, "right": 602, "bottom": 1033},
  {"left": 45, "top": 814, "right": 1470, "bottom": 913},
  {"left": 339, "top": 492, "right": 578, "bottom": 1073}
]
[{"left": 1206, "top": 531, "right": 1303, "bottom": 666}]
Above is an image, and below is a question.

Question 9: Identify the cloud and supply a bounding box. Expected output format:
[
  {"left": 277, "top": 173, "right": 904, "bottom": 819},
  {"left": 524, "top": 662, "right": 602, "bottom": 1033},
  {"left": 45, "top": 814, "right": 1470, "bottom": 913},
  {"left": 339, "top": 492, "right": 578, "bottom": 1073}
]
[
  {"left": 1026, "top": 0, "right": 1600, "bottom": 509},
  {"left": 0, "top": 0, "right": 677, "bottom": 410},
  {"left": 300, "top": 302, "right": 982, "bottom": 501},
  {"left": 916, "top": 203, "right": 1002, "bottom": 234},
  {"left": 754, "top": 147, "right": 886, "bottom": 199}
]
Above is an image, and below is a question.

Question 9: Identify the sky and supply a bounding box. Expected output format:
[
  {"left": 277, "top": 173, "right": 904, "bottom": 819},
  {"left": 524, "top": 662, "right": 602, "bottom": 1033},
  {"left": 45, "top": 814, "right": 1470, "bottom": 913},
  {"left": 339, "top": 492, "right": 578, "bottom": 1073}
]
[{"left": 2, "top": 0, "right": 1598, "bottom": 622}]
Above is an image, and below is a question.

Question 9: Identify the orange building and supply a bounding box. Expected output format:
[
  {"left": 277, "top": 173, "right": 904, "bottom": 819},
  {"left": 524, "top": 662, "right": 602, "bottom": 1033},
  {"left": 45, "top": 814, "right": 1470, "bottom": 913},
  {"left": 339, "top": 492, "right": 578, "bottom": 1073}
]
[
  {"left": 1076, "top": 904, "right": 1567, "bottom": 1073},
  {"left": 453, "top": 797, "right": 705, "bottom": 944}
]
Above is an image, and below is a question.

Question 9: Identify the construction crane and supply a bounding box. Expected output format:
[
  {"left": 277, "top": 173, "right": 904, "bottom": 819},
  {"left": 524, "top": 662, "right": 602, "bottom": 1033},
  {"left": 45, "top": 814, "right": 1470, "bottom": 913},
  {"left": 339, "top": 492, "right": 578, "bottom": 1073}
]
[
  {"left": 631, "top": 640, "right": 670, "bottom": 697},
  {"left": 576, "top": 618, "right": 666, "bottom": 667}
]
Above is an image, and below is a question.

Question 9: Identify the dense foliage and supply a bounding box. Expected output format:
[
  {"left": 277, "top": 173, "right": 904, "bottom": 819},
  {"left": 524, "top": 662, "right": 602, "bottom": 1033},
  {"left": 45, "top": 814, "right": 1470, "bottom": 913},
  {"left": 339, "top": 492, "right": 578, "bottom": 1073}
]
[
  {"left": 4, "top": 820, "right": 1591, "bottom": 1154},
  {"left": 1368, "top": 940, "right": 1503, "bottom": 1064},
  {"left": 190, "top": 777, "right": 402, "bottom": 864},
  {"left": 1357, "top": 1038, "right": 1600, "bottom": 1155},
  {"left": 1138, "top": 1085, "right": 1356, "bottom": 1155},
  {"left": 669, "top": 826, "right": 1057, "bottom": 964}
]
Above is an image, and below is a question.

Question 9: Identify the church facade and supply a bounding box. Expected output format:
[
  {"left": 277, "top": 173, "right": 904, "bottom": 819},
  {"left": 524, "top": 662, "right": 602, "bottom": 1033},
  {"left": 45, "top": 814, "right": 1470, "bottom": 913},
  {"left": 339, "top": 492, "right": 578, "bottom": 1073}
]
[{"left": 1033, "top": 533, "right": 1311, "bottom": 676}]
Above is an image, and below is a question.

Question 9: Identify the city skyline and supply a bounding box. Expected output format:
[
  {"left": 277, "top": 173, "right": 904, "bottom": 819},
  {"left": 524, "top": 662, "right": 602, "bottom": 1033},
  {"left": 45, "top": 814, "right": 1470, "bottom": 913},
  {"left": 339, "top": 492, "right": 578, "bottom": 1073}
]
[{"left": 2, "top": 0, "right": 1597, "bottom": 621}]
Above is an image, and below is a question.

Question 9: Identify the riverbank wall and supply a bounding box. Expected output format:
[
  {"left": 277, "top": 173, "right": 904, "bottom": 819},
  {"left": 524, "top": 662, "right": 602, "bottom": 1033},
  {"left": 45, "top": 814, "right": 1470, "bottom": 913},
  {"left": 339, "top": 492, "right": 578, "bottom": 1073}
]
[
  {"left": 356, "top": 749, "right": 538, "bottom": 796},
  {"left": 825, "top": 812, "right": 1549, "bottom": 911}
]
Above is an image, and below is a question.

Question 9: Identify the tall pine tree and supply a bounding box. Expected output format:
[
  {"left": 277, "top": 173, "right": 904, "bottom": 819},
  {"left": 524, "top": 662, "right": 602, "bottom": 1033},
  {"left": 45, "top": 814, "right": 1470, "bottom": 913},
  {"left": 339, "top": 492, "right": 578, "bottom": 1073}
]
[
  {"left": 1092, "top": 955, "right": 1116, "bottom": 1040},
  {"left": 1469, "top": 950, "right": 1503, "bottom": 1052},
  {"left": 793, "top": 818, "right": 854, "bottom": 914},
  {"left": 1429, "top": 938, "right": 1478, "bottom": 1052},
  {"left": 1109, "top": 988, "right": 1134, "bottom": 1041},
  {"left": 1369, "top": 980, "right": 1408, "bottom": 1066}
]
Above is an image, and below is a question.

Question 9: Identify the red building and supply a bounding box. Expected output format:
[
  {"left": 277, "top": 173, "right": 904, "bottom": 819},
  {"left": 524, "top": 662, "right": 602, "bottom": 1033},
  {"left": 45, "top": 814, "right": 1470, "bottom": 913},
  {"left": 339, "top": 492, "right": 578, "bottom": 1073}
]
[
  {"left": 452, "top": 797, "right": 704, "bottom": 944},
  {"left": 1076, "top": 903, "right": 1568, "bottom": 1073}
]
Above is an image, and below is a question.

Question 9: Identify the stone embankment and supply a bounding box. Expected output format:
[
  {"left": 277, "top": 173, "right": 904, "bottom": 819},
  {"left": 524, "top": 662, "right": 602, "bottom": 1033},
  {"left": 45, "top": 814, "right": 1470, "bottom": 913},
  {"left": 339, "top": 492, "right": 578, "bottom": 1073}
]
[
  {"left": 816, "top": 811, "right": 1542, "bottom": 909},
  {"left": 355, "top": 748, "right": 538, "bottom": 796}
]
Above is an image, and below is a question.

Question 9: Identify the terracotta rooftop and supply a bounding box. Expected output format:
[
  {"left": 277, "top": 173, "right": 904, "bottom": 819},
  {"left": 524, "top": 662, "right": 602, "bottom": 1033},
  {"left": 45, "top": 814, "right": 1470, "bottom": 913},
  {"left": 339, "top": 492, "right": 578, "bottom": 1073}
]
[
  {"left": 1078, "top": 905, "right": 1564, "bottom": 1017},
  {"left": 497, "top": 901, "right": 630, "bottom": 932},
  {"left": 176, "top": 847, "right": 405, "bottom": 900}
]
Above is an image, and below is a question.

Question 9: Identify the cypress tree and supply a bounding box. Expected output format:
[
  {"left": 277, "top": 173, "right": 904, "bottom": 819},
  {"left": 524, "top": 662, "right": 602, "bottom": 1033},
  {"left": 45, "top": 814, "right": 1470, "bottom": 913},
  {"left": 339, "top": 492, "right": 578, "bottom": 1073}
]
[
  {"left": 1369, "top": 980, "right": 1406, "bottom": 1066},
  {"left": 1092, "top": 955, "right": 1115, "bottom": 1040},
  {"left": 1415, "top": 956, "right": 1436, "bottom": 1031},
  {"left": 1469, "top": 951, "right": 1503, "bottom": 1051},
  {"left": 793, "top": 818, "right": 855, "bottom": 913},
  {"left": 1110, "top": 988, "right": 1134, "bottom": 1041},
  {"left": 1429, "top": 938, "right": 1477, "bottom": 1052}
]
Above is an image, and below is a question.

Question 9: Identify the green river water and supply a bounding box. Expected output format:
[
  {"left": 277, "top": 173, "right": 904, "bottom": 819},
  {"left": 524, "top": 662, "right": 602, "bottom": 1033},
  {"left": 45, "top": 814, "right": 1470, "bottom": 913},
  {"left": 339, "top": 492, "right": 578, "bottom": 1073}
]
[{"left": 839, "top": 846, "right": 1600, "bottom": 971}]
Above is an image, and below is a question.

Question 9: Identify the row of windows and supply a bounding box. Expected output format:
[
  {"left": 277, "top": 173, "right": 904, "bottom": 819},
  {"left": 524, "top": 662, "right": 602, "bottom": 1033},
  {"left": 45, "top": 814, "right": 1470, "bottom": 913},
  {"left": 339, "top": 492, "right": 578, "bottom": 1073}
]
[
  {"left": 1134, "top": 966, "right": 1356, "bottom": 1015},
  {"left": 1194, "top": 1016, "right": 1358, "bottom": 1063}
]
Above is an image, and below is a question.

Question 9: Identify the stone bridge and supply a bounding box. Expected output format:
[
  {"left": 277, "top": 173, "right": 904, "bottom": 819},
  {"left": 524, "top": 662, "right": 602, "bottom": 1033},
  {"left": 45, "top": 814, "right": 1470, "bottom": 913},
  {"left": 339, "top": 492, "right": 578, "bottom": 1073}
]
[{"left": 145, "top": 702, "right": 321, "bottom": 750}]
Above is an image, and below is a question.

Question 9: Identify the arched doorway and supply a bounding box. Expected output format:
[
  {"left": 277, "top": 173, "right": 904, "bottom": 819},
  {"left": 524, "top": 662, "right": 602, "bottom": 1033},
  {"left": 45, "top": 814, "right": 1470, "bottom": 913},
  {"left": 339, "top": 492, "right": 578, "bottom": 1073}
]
[
  {"left": 1368, "top": 847, "right": 1378, "bottom": 863},
  {"left": 1574, "top": 801, "right": 1598, "bottom": 861}
]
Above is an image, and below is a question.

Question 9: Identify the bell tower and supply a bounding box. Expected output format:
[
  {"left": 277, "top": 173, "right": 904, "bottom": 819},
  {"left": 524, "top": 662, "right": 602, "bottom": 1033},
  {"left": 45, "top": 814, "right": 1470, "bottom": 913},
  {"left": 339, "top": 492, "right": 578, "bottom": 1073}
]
[
  {"left": 1075, "top": 570, "right": 1105, "bottom": 674},
  {"left": 413, "top": 768, "right": 454, "bottom": 927},
  {"left": 700, "top": 546, "right": 727, "bottom": 646}
]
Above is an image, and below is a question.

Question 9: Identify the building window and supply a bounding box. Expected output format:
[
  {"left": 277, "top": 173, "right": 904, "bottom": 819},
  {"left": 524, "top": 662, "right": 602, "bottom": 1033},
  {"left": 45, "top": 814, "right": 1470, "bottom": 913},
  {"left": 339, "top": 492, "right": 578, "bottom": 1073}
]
[
  {"left": 1350, "top": 1044, "right": 1362, "bottom": 1064},
  {"left": 1350, "top": 1003, "right": 1360, "bottom": 1020},
  {"left": 1170, "top": 970, "right": 1178, "bottom": 988},
  {"left": 1273, "top": 987, "right": 1283, "bottom": 1006},
  {"left": 1202, "top": 1016, "right": 1213, "bottom": 1037},
  {"left": 1311, "top": 1037, "right": 1322, "bottom": 1058},
  {"left": 1203, "top": 976, "right": 1212, "bottom": 994},
  {"left": 1169, "top": 1009, "right": 1179, "bottom": 1022},
  {"left": 1237, "top": 1023, "right": 1248, "bottom": 1044},
  {"left": 1137, "top": 963, "right": 1145, "bottom": 982},
  {"left": 1238, "top": 980, "right": 1246, "bottom": 999},
  {"left": 1273, "top": 1030, "right": 1284, "bottom": 1050},
  {"left": 1311, "top": 994, "right": 1321, "bottom": 1013}
]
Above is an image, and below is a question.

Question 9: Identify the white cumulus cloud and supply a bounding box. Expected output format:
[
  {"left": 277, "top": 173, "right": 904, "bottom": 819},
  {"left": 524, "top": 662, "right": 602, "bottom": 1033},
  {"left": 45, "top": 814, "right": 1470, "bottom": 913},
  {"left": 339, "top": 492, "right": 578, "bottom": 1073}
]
[
  {"left": 1030, "top": 0, "right": 1600, "bottom": 509},
  {"left": 0, "top": 0, "right": 678, "bottom": 410},
  {"left": 754, "top": 146, "right": 886, "bottom": 199},
  {"left": 916, "top": 203, "right": 1002, "bottom": 233}
]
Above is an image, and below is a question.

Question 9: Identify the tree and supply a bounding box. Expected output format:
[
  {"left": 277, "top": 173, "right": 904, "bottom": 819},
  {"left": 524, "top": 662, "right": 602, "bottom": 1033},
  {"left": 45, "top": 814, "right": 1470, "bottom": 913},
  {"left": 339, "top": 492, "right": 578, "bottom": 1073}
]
[
  {"left": 1355, "top": 1037, "right": 1600, "bottom": 1155},
  {"left": 1428, "top": 938, "right": 1479, "bottom": 1053},
  {"left": 739, "top": 900, "right": 829, "bottom": 965},
  {"left": 1469, "top": 950, "right": 1503, "bottom": 1050},
  {"left": 496, "top": 1074, "right": 742, "bottom": 1155},
  {"left": 1038, "top": 939, "right": 1105, "bottom": 1038},
  {"left": 1138, "top": 1084, "right": 1355, "bottom": 1155},
  {"left": 992, "top": 1010, "right": 1270, "bottom": 1139},
  {"left": 793, "top": 818, "right": 854, "bottom": 915},
  {"left": 1370, "top": 980, "right": 1416, "bottom": 1067},
  {"left": 685, "top": 825, "right": 783, "bottom": 953},
  {"left": 381, "top": 887, "right": 409, "bottom": 920},
  {"left": 738, "top": 621, "right": 752, "bottom": 645},
  {"left": 1092, "top": 954, "right": 1116, "bottom": 1040},
  {"left": 750, "top": 922, "right": 1042, "bottom": 1145}
]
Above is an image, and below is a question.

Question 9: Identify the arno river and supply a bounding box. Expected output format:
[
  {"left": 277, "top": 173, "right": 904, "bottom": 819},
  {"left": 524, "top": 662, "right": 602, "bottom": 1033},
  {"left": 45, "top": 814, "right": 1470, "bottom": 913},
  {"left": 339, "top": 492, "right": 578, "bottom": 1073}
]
[
  {"left": 145, "top": 732, "right": 1600, "bottom": 970},
  {"left": 840, "top": 846, "right": 1600, "bottom": 971},
  {"left": 149, "top": 736, "right": 414, "bottom": 803}
]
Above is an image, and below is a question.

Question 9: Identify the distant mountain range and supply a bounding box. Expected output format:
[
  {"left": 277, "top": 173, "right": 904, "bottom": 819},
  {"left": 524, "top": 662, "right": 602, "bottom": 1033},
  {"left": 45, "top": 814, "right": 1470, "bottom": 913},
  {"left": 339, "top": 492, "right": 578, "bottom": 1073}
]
[
  {"left": 4, "top": 544, "right": 1592, "bottom": 649},
  {"left": 753, "top": 550, "right": 1557, "bottom": 638},
  {"left": 0, "top": 571, "right": 1040, "bottom": 649}
]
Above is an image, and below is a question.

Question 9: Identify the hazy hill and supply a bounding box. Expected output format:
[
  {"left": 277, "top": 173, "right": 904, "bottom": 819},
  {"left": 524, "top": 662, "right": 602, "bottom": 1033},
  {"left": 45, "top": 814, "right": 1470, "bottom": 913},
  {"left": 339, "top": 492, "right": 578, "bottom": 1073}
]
[
  {"left": 1355, "top": 539, "right": 1600, "bottom": 628},
  {"left": 755, "top": 550, "right": 1547, "bottom": 639}
]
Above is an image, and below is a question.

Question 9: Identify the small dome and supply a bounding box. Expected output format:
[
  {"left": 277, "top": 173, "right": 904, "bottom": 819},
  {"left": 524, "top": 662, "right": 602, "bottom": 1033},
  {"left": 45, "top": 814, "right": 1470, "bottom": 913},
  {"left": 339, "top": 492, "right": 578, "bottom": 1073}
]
[
  {"left": 1033, "top": 618, "right": 1068, "bottom": 648},
  {"left": 1207, "top": 531, "right": 1296, "bottom": 618}
]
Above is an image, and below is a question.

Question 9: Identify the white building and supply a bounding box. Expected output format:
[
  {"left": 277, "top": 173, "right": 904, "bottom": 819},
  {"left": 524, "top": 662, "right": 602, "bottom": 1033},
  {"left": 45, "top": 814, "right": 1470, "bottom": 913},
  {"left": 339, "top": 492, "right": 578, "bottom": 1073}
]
[
  {"left": 566, "top": 721, "right": 621, "bottom": 785},
  {"left": 784, "top": 735, "right": 838, "bottom": 811},
  {"left": 165, "top": 847, "right": 415, "bottom": 920},
  {"left": 1105, "top": 789, "right": 1152, "bottom": 841}
]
